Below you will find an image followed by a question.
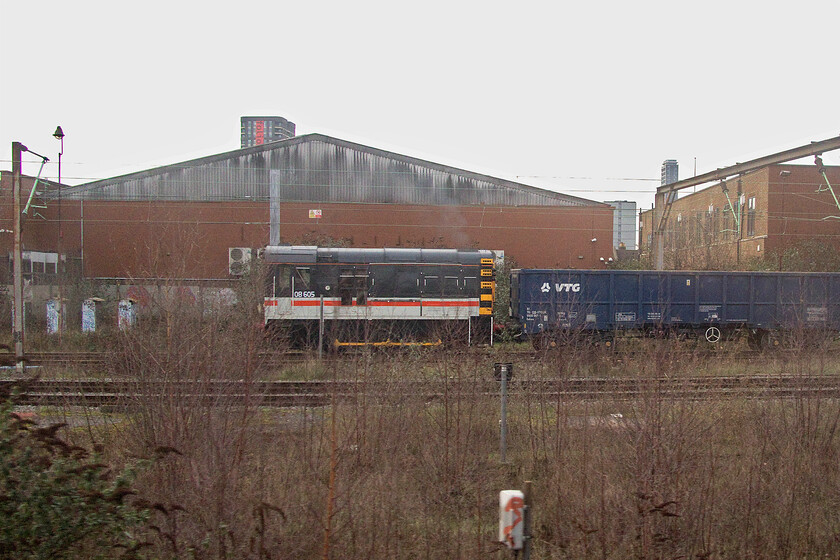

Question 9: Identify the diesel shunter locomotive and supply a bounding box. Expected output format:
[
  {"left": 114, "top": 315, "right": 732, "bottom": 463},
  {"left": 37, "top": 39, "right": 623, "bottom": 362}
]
[{"left": 263, "top": 246, "right": 495, "bottom": 347}]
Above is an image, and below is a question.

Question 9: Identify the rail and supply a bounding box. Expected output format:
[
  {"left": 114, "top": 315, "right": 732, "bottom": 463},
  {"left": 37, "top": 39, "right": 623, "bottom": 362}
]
[
  {"left": 0, "top": 346, "right": 823, "bottom": 370},
  {"left": 4, "top": 375, "right": 840, "bottom": 407}
]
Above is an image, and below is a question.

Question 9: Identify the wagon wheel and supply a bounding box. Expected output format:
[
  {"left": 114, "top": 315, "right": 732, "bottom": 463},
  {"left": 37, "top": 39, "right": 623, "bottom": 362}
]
[
  {"left": 598, "top": 332, "right": 618, "bottom": 351},
  {"left": 704, "top": 326, "right": 722, "bottom": 344}
]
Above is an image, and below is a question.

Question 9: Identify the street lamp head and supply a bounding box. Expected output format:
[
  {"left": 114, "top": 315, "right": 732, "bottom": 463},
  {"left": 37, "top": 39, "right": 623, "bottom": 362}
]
[{"left": 53, "top": 126, "right": 65, "bottom": 140}]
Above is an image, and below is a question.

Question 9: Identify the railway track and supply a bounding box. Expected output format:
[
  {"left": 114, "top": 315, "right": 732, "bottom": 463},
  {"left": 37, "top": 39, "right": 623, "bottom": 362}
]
[
  {"left": 5, "top": 375, "right": 840, "bottom": 407},
  {"left": 0, "top": 345, "right": 822, "bottom": 370},
  {"left": 0, "top": 351, "right": 312, "bottom": 368}
]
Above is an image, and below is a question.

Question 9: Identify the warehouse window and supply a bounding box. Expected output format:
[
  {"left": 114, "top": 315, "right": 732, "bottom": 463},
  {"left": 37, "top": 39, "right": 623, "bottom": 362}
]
[
  {"left": 696, "top": 215, "right": 701, "bottom": 244},
  {"left": 10, "top": 251, "right": 59, "bottom": 282},
  {"left": 721, "top": 210, "right": 730, "bottom": 240},
  {"left": 705, "top": 209, "right": 711, "bottom": 244},
  {"left": 675, "top": 214, "right": 683, "bottom": 248},
  {"left": 684, "top": 216, "right": 691, "bottom": 247},
  {"left": 746, "top": 197, "right": 756, "bottom": 237},
  {"left": 694, "top": 212, "right": 703, "bottom": 246},
  {"left": 711, "top": 207, "right": 719, "bottom": 242}
]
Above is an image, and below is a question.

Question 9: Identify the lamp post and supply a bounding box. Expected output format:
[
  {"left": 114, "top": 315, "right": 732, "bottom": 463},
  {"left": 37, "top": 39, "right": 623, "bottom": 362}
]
[
  {"left": 53, "top": 126, "right": 65, "bottom": 341},
  {"left": 53, "top": 126, "right": 64, "bottom": 259}
]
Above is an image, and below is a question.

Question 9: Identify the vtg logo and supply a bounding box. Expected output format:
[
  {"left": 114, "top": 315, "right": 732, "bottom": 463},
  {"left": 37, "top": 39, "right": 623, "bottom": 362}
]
[{"left": 540, "top": 282, "right": 581, "bottom": 293}]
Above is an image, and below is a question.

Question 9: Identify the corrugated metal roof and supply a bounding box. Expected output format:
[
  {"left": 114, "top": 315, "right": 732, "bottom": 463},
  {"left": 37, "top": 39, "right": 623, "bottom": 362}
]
[{"left": 59, "top": 134, "right": 605, "bottom": 208}]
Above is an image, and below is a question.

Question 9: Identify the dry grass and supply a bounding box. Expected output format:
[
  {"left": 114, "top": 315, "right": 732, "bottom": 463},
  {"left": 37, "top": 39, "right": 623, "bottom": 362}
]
[{"left": 46, "top": 291, "right": 840, "bottom": 559}]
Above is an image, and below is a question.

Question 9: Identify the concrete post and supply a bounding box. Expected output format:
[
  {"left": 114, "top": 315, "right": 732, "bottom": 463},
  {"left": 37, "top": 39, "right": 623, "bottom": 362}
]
[{"left": 12, "top": 142, "right": 26, "bottom": 374}]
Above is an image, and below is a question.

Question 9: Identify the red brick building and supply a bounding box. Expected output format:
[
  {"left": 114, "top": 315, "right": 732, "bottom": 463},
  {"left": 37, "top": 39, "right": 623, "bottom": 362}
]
[{"left": 639, "top": 163, "right": 840, "bottom": 269}]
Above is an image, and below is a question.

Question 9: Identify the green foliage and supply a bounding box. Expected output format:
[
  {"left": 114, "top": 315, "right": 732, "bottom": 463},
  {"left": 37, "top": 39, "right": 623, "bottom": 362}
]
[
  {"left": 740, "top": 240, "right": 840, "bottom": 272},
  {"left": 607, "top": 254, "right": 652, "bottom": 270},
  {"left": 740, "top": 255, "right": 777, "bottom": 272},
  {"left": 0, "top": 397, "right": 148, "bottom": 559},
  {"left": 492, "top": 255, "right": 521, "bottom": 342},
  {"left": 773, "top": 240, "right": 840, "bottom": 272}
]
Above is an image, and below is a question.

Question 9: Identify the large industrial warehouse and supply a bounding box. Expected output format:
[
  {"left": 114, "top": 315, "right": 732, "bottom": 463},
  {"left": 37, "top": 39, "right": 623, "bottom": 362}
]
[{"left": 2, "top": 133, "right": 615, "bottom": 283}]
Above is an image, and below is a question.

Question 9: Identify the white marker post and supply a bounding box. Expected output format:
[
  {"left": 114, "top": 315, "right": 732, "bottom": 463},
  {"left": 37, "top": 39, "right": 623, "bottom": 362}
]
[
  {"left": 499, "top": 490, "right": 525, "bottom": 551},
  {"left": 499, "top": 483, "right": 532, "bottom": 558}
]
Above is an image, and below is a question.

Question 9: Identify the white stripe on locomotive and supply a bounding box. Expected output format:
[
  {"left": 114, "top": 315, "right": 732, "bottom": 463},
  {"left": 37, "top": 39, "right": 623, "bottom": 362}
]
[{"left": 264, "top": 297, "right": 480, "bottom": 321}]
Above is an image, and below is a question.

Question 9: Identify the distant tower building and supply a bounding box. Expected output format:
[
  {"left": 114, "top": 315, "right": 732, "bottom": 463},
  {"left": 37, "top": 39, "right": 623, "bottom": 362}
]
[
  {"left": 661, "top": 159, "right": 679, "bottom": 186},
  {"left": 241, "top": 116, "right": 296, "bottom": 148},
  {"left": 606, "top": 200, "right": 637, "bottom": 250}
]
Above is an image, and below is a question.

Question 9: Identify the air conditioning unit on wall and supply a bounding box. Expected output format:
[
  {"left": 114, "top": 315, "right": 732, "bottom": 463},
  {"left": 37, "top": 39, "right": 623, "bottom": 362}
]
[{"left": 228, "top": 247, "right": 252, "bottom": 276}]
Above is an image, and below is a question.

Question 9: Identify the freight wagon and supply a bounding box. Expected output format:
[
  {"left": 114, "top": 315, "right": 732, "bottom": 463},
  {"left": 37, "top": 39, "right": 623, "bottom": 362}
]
[
  {"left": 510, "top": 269, "right": 840, "bottom": 350},
  {"left": 264, "top": 246, "right": 495, "bottom": 347}
]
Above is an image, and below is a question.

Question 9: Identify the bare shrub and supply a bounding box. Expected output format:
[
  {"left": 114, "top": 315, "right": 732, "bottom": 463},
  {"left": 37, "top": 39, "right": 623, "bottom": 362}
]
[
  {"left": 104, "top": 271, "right": 273, "bottom": 558},
  {"left": 89, "top": 275, "right": 840, "bottom": 559}
]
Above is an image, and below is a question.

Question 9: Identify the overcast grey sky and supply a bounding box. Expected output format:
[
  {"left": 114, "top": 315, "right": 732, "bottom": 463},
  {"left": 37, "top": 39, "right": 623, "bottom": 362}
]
[{"left": 2, "top": 0, "right": 838, "bottom": 210}]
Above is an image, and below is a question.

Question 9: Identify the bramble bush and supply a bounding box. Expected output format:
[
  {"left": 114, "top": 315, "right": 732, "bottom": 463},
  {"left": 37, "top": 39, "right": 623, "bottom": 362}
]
[{"left": 0, "top": 393, "right": 149, "bottom": 560}]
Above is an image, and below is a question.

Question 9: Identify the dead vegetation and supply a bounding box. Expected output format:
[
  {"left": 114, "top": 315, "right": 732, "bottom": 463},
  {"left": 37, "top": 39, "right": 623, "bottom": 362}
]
[{"left": 17, "top": 281, "right": 839, "bottom": 559}]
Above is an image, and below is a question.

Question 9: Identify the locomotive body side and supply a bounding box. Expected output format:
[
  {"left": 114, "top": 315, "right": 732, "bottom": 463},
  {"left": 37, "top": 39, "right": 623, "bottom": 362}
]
[{"left": 264, "top": 246, "right": 495, "bottom": 346}]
